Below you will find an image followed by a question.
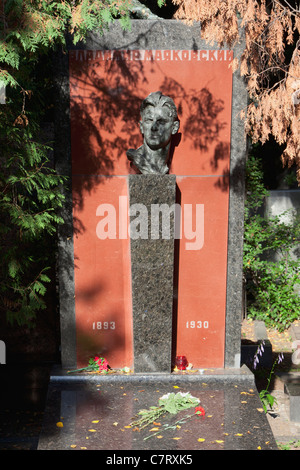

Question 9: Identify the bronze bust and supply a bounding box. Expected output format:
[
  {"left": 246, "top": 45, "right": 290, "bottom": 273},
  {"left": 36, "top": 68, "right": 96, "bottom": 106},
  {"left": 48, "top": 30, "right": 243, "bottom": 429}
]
[{"left": 127, "top": 91, "right": 180, "bottom": 174}]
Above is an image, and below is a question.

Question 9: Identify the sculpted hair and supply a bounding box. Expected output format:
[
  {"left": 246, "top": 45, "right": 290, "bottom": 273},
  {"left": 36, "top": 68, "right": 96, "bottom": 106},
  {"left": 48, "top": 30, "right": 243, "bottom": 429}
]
[{"left": 140, "top": 91, "right": 178, "bottom": 121}]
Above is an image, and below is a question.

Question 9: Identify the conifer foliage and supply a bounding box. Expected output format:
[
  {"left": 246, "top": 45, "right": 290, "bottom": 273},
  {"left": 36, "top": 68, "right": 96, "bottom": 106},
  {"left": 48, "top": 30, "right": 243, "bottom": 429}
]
[
  {"left": 172, "top": 0, "right": 300, "bottom": 180},
  {"left": 0, "top": 1, "right": 132, "bottom": 326}
]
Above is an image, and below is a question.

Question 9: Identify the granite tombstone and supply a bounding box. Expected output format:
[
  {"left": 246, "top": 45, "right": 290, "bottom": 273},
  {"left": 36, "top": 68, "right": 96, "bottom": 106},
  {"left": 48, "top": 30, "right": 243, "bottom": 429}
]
[{"left": 55, "top": 19, "right": 247, "bottom": 372}]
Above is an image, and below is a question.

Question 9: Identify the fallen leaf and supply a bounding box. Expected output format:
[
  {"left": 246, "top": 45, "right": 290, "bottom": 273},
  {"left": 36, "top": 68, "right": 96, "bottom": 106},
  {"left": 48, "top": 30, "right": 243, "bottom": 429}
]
[
  {"left": 153, "top": 422, "right": 161, "bottom": 426},
  {"left": 70, "top": 445, "right": 77, "bottom": 448},
  {"left": 156, "top": 435, "right": 163, "bottom": 439},
  {"left": 207, "top": 415, "right": 213, "bottom": 418},
  {"left": 235, "top": 433, "right": 243, "bottom": 437},
  {"left": 215, "top": 440, "right": 224, "bottom": 444},
  {"left": 88, "top": 429, "right": 97, "bottom": 432},
  {"left": 80, "top": 447, "right": 87, "bottom": 450},
  {"left": 173, "top": 386, "right": 179, "bottom": 389},
  {"left": 197, "top": 438, "right": 205, "bottom": 442},
  {"left": 176, "top": 425, "right": 181, "bottom": 429},
  {"left": 150, "top": 427, "right": 160, "bottom": 432},
  {"left": 92, "top": 420, "right": 99, "bottom": 423},
  {"left": 257, "top": 446, "right": 261, "bottom": 450},
  {"left": 124, "top": 425, "right": 131, "bottom": 429},
  {"left": 256, "top": 408, "right": 264, "bottom": 413},
  {"left": 172, "top": 437, "right": 181, "bottom": 440},
  {"left": 241, "top": 401, "right": 247, "bottom": 404},
  {"left": 56, "top": 422, "right": 63, "bottom": 428},
  {"left": 113, "top": 422, "right": 118, "bottom": 426}
]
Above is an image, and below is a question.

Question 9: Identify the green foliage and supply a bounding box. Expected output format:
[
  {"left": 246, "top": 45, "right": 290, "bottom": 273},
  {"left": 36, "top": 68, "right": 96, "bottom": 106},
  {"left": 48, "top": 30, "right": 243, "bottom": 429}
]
[
  {"left": 243, "top": 155, "right": 300, "bottom": 331},
  {"left": 0, "top": 98, "right": 66, "bottom": 326},
  {"left": 0, "top": 0, "right": 133, "bottom": 326}
]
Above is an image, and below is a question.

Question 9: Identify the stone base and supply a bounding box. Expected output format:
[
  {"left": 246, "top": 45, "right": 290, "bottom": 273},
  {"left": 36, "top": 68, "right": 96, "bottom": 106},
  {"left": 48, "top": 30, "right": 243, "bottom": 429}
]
[{"left": 128, "top": 175, "right": 176, "bottom": 373}]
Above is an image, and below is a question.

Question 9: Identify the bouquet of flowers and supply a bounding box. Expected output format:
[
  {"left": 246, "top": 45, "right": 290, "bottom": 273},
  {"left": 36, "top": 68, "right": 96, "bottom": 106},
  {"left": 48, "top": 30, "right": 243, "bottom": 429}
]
[
  {"left": 67, "top": 356, "right": 109, "bottom": 374},
  {"left": 130, "top": 392, "right": 201, "bottom": 430}
]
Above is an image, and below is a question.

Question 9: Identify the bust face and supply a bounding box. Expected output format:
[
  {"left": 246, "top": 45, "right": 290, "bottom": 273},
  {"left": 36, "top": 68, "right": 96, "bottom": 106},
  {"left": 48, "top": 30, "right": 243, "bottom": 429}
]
[{"left": 140, "top": 104, "right": 179, "bottom": 151}]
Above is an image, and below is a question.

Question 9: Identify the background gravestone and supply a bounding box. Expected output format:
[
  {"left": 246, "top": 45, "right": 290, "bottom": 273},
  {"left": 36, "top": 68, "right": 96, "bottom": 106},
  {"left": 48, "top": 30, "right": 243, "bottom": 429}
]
[{"left": 55, "top": 19, "right": 247, "bottom": 371}]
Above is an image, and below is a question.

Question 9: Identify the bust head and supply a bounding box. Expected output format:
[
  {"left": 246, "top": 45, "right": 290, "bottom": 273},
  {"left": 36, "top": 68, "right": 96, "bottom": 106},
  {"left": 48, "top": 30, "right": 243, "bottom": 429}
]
[
  {"left": 126, "top": 92, "right": 180, "bottom": 175},
  {"left": 139, "top": 92, "right": 179, "bottom": 151}
]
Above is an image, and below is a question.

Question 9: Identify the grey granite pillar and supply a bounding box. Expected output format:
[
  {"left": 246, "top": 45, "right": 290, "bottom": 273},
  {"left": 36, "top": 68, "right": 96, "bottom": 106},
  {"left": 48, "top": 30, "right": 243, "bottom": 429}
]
[{"left": 128, "top": 175, "right": 176, "bottom": 373}]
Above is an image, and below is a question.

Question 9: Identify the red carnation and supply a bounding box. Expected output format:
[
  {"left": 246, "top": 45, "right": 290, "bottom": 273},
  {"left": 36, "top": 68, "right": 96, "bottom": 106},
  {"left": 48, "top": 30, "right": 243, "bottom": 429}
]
[
  {"left": 195, "top": 406, "right": 205, "bottom": 417},
  {"left": 94, "top": 356, "right": 109, "bottom": 371}
]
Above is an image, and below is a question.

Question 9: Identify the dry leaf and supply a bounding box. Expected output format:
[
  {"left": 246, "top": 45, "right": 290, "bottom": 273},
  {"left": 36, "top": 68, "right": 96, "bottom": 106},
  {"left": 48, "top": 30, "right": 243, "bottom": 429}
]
[
  {"left": 92, "top": 420, "right": 99, "bottom": 423},
  {"left": 56, "top": 422, "right": 63, "bottom": 428},
  {"left": 88, "top": 429, "right": 97, "bottom": 432},
  {"left": 215, "top": 440, "right": 224, "bottom": 444},
  {"left": 172, "top": 437, "right": 181, "bottom": 440},
  {"left": 150, "top": 427, "right": 160, "bottom": 432},
  {"left": 197, "top": 438, "right": 205, "bottom": 442},
  {"left": 70, "top": 445, "right": 77, "bottom": 448},
  {"left": 156, "top": 435, "right": 163, "bottom": 439}
]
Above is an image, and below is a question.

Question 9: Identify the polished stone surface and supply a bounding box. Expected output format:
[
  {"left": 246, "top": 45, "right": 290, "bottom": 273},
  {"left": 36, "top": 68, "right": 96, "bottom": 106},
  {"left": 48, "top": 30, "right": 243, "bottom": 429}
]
[
  {"left": 129, "top": 175, "right": 176, "bottom": 373},
  {"left": 38, "top": 368, "right": 278, "bottom": 451}
]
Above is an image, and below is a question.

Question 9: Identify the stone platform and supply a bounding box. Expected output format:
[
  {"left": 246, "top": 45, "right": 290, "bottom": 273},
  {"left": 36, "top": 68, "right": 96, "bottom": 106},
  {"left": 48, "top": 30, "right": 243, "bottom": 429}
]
[{"left": 37, "top": 366, "right": 278, "bottom": 451}]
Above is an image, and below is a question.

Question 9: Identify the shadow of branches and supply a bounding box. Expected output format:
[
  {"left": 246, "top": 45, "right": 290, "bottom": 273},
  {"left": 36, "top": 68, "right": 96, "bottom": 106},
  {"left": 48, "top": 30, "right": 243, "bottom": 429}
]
[{"left": 69, "top": 50, "right": 231, "bottom": 217}]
